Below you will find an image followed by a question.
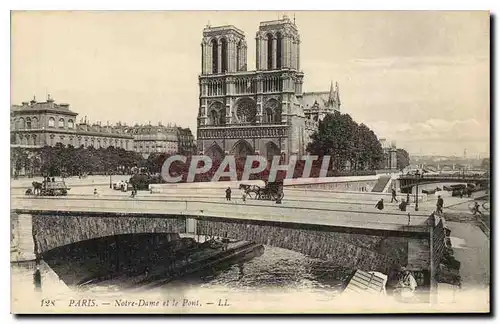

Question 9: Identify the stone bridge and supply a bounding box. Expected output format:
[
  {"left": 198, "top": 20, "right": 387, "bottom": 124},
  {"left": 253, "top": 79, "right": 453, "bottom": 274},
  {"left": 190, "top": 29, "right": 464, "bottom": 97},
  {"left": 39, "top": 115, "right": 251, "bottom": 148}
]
[
  {"left": 398, "top": 175, "right": 489, "bottom": 192},
  {"left": 11, "top": 195, "right": 441, "bottom": 276}
]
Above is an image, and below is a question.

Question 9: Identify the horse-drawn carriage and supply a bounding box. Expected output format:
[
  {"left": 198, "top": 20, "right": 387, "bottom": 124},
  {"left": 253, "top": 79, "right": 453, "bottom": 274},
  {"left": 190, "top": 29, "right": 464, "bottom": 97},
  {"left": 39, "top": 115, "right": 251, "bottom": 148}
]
[
  {"left": 239, "top": 180, "right": 284, "bottom": 201},
  {"left": 26, "top": 179, "right": 70, "bottom": 196}
]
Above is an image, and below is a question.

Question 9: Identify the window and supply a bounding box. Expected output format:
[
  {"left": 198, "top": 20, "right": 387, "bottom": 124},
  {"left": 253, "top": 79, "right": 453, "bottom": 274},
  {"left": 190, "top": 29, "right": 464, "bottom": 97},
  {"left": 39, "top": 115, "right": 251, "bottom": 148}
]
[
  {"left": 18, "top": 118, "right": 25, "bottom": 129},
  {"left": 267, "top": 33, "right": 273, "bottom": 70},
  {"left": 209, "top": 110, "right": 219, "bottom": 125},
  {"left": 48, "top": 117, "right": 55, "bottom": 128},
  {"left": 58, "top": 118, "right": 65, "bottom": 128},
  {"left": 219, "top": 111, "right": 226, "bottom": 125},
  {"left": 221, "top": 38, "right": 228, "bottom": 73},
  {"left": 236, "top": 41, "right": 241, "bottom": 71},
  {"left": 276, "top": 32, "right": 282, "bottom": 69},
  {"left": 265, "top": 108, "right": 273, "bottom": 123},
  {"left": 211, "top": 39, "right": 218, "bottom": 74},
  {"left": 68, "top": 119, "right": 74, "bottom": 129},
  {"left": 26, "top": 118, "right": 32, "bottom": 129}
]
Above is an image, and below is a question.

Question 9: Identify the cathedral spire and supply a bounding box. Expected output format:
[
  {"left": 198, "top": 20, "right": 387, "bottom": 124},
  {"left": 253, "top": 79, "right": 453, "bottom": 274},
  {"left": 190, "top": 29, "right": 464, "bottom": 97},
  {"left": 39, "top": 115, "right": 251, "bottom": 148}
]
[
  {"left": 326, "top": 80, "right": 335, "bottom": 106},
  {"left": 335, "top": 81, "right": 341, "bottom": 106}
]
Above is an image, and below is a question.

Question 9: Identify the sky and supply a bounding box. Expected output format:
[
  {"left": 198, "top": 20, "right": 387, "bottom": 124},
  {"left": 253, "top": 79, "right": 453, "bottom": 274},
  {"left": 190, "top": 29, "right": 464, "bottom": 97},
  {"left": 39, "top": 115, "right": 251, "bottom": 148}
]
[{"left": 11, "top": 11, "right": 490, "bottom": 156}]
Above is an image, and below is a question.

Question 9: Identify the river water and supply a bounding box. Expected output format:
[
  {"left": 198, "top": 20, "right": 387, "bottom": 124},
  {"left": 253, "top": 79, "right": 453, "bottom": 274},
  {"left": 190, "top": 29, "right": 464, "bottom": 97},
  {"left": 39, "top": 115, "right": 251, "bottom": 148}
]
[{"left": 11, "top": 242, "right": 353, "bottom": 313}]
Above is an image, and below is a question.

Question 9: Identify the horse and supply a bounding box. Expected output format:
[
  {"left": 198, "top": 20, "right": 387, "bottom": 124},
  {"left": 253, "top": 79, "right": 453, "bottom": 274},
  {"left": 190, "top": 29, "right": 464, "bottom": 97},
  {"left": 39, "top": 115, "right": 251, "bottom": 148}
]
[
  {"left": 32, "top": 181, "right": 43, "bottom": 195},
  {"left": 239, "top": 184, "right": 261, "bottom": 199}
]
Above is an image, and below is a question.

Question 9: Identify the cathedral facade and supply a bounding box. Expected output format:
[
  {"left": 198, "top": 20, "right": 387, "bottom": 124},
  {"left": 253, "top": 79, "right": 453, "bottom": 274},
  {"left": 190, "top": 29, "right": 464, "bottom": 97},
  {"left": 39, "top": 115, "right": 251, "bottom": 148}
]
[{"left": 197, "top": 17, "right": 340, "bottom": 161}]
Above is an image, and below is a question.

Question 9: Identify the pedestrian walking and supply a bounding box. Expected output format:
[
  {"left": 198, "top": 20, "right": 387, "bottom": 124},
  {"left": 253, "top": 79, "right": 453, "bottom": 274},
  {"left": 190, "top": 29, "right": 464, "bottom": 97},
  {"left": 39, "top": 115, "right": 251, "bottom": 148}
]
[
  {"left": 242, "top": 193, "right": 246, "bottom": 203},
  {"left": 407, "top": 213, "right": 411, "bottom": 226},
  {"left": 436, "top": 195, "right": 444, "bottom": 215},
  {"left": 225, "top": 187, "right": 232, "bottom": 201},
  {"left": 375, "top": 198, "right": 384, "bottom": 211},
  {"left": 93, "top": 188, "right": 99, "bottom": 197},
  {"left": 472, "top": 202, "right": 483, "bottom": 216},
  {"left": 391, "top": 188, "right": 399, "bottom": 203},
  {"left": 33, "top": 265, "right": 42, "bottom": 291}
]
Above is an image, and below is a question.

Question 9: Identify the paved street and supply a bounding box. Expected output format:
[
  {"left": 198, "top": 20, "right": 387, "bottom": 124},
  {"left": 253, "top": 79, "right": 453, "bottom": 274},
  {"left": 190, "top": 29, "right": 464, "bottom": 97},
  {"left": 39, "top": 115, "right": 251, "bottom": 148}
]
[
  {"left": 15, "top": 175, "right": 489, "bottom": 234},
  {"left": 447, "top": 222, "right": 490, "bottom": 290}
]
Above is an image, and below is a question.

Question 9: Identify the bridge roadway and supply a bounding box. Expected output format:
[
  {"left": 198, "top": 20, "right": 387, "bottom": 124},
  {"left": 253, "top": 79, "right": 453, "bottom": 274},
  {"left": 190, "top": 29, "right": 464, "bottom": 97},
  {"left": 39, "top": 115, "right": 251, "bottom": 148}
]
[{"left": 11, "top": 190, "right": 432, "bottom": 234}]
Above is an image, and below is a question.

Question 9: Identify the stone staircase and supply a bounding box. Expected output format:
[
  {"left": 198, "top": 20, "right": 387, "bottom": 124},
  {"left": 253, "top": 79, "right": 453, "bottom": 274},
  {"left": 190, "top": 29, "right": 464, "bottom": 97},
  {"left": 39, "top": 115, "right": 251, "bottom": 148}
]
[
  {"left": 11, "top": 213, "right": 36, "bottom": 262},
  {"left": 371, "top": 175, "right": 391, "bottom": 193}
]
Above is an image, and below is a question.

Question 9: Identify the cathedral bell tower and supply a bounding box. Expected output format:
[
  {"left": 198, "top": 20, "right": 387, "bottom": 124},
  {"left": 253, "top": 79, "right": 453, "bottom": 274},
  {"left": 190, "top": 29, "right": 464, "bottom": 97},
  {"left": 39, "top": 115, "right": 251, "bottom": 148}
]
[
  {"left": 256, "top": 15, "right": 300, "bottom": 71},
  {"left": 198, "top": 25, "right": 248, "bottom": 129},
  {"left": 201, "top": 25, "right": 248, "bottom": 75}
]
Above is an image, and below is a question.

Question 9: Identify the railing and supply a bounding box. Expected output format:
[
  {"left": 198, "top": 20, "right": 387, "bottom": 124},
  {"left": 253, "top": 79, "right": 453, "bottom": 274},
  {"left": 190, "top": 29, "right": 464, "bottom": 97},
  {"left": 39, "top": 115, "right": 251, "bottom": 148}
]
[
  {"left": 399, "top": 174, "right": 488, "bottom": 180},
  {"left": 198, "top": 124, "right": 288, "bottom": 139}
]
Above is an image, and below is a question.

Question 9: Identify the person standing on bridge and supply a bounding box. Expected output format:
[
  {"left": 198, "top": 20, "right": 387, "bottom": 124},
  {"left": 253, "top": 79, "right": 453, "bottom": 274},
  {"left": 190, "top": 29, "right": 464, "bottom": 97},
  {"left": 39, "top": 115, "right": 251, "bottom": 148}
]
[
  {"left": 391, "top": 188, "right": 399, "bottom": 203},
  {"left": 467, "top": 186, "right": 473, "bottom": 198},
  {"left": 375, "top": 198, "right": 384, "bottom": 210},
  {"left": 436, "top": 195, "right": 444, "bottom": 215},
  {"left": 399, "top": 199, "right": 408, "bottom": 212},
  {"left": 225, "top": 187, "right": 232, "bottom": 201}
]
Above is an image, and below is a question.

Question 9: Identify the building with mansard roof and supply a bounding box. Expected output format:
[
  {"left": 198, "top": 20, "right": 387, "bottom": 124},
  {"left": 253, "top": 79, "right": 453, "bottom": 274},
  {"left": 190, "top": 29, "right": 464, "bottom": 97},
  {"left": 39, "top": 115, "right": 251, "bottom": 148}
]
[
  {"left": 10, "top": 96, "right": 134, "bottom": 150},
  {"left": 10, "top": 96, "right": 196, "bottom": 158},
  {"left": 197, "top": 16, "right": 341, "bottom": 161},
  {"left": 120, "top": 123, "right": 196, "bottom": 158}
]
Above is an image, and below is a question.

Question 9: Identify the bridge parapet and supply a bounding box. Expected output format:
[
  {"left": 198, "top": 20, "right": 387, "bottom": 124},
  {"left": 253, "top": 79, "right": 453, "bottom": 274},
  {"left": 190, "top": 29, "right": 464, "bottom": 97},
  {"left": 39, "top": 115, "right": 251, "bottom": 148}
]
[{"left": 13, "top": 196, "right": 432, "bottom": 234}]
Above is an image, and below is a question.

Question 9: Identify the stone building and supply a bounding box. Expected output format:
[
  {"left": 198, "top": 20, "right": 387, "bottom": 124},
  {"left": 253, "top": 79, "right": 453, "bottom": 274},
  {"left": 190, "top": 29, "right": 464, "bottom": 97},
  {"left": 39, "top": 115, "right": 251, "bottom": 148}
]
[
  {"left": 380, "top": 138, "right": 398, "bottom": 170},
  {"left": 121, "top": 123, "right": 196, "bottom": 158},
  {"left": 10, "top": 97, "right": 196, "bottom": 159},
  {"left": 10, "top": 96, "right": 133, "bottom": 150},
  {"left": 197, "top": 16, "right": 341, "bottom": 161}
]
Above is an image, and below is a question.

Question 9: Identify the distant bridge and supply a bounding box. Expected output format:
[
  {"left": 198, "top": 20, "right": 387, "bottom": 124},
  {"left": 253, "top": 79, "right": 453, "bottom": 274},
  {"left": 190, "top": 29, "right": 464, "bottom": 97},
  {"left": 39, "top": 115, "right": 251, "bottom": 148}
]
[{"left": 398, "top": 174, "right": 489, "bottom": 192}]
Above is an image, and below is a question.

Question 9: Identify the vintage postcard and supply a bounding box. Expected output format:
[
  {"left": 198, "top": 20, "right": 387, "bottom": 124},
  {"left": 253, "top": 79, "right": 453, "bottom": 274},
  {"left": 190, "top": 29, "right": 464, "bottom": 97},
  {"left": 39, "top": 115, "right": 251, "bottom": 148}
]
[{"left": 10, "top": 11, "right": 490, "bottom": 314}]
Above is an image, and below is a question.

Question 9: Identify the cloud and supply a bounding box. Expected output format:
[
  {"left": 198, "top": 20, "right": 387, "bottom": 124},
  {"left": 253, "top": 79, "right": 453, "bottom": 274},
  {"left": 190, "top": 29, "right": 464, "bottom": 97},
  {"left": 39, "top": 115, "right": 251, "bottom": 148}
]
[
  {"left": 369, "top": 118, "right": 487, "bottom": 142},
  {"left": 366, "top": 118, "right": 489, "bottom": 155},
  {"left": 348, "top": 55, "right": 488, "bottom": 70}
]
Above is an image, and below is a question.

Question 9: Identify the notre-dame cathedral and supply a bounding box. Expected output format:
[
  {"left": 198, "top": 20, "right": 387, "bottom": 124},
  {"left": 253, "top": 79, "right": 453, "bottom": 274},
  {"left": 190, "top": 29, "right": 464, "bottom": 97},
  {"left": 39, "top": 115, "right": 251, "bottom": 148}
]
[{"left": 197, "top": 16, "right": 341, "bottom": 161}]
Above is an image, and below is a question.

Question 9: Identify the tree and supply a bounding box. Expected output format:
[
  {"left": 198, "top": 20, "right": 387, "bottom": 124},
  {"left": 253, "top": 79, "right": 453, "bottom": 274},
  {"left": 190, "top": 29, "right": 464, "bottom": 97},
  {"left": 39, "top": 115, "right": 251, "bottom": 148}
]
[
  {"left": 307, "top": 111, "right": 383, "bottom": 171},
  {"left": 13, "top": 143, "right": 145, "bottom": 178},
  {"left": 396, "top": 148, "right": 410, "bottom": 171},
  {"left": 11, "top": 147, "right": 28, "bottom": 177}
]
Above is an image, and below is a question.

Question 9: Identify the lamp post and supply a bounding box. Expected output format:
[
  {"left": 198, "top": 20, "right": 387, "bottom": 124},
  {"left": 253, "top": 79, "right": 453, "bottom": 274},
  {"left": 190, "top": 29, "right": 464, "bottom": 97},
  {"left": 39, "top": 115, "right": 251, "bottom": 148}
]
[
  {"left": 109, "top": 170, "right": 112, "bottom": 189},
  {"left": 415, "top": 170, "right": 420, "bottom": 211}
]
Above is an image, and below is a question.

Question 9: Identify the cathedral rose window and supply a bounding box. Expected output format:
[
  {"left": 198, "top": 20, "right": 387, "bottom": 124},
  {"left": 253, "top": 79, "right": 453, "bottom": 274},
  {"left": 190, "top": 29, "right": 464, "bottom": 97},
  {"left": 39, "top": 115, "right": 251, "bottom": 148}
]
[{"left": 236, "top": 98, "right": 257, "bottom": 124}]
